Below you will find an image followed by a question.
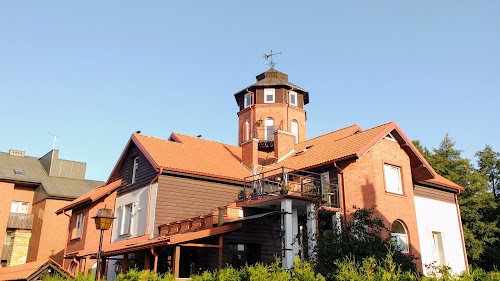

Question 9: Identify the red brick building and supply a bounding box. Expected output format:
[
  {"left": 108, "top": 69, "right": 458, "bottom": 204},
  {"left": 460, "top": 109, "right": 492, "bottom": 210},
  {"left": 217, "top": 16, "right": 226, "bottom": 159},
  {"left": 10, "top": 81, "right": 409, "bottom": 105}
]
[{"left": 58, "top": 68, "right": 468, "bottom": 279}]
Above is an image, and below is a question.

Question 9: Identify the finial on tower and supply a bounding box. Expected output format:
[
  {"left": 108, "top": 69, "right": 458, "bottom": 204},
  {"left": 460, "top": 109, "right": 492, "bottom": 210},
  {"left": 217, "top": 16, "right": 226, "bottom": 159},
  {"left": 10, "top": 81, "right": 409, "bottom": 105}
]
[{"left": 263, "top": 49, "right": 282, "bottom": 68}]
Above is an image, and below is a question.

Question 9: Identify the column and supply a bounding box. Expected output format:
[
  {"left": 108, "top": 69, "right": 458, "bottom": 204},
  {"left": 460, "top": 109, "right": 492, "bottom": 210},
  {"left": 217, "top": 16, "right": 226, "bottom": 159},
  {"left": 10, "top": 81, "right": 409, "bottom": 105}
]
[
  {"left": 281, "top": 199, "right": 294, "bottom": 268},
  {"left": 306, "top": 203, "right": 317, "bottom": 261}
]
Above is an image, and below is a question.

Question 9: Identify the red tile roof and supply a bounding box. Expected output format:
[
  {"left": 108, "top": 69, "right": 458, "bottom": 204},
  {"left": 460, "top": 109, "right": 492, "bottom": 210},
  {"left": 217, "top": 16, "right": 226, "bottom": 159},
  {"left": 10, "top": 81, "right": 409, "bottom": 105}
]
[
  {"left": 424, "top": 174, "right": 464, "bottom": 192},
  {"left": 132, "top": 133, "right": 253, "bottom": 182},
  {"left": 55, "top": 179, "right": 122, "bottom": 214},
  {"left": 0, "top": 259, "right": 71, "bottom": 281}
]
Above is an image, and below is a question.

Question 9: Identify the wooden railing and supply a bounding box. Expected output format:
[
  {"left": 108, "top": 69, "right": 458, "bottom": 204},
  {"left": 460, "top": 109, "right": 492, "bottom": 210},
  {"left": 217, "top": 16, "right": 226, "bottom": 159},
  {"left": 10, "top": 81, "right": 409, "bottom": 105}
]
[{"left": 7, "top": 213, "right": 34, "bottom": 230}]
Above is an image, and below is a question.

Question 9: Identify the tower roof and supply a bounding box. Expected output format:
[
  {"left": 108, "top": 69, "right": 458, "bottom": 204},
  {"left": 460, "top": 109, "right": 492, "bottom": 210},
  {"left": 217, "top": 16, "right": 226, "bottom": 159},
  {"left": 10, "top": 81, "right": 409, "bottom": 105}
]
[{"left": 234, "top": 68, "right": 309, "bottom": 104}]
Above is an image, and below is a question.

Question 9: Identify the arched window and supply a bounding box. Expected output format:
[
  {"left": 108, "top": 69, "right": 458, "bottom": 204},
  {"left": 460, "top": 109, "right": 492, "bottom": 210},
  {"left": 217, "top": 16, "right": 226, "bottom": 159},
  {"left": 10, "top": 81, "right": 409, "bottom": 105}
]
[
  {"left": 243, "top": 121, "right": 250, "bottom": 141},
  {"left": 264, "top": 118, "right": 274, "bottom": 140},
  {"left": 291, "top": 120, "right": 298, "bottom": 144},
  {"left": 391, "top": 220, "right": 409, "bottom": 253}
]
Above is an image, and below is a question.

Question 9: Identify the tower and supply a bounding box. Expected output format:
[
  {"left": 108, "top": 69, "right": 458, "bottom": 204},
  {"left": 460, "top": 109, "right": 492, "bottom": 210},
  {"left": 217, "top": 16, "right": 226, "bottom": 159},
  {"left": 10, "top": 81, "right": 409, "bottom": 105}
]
[{"left": 234, "top": 68, "right": 309, "bottom": 164}]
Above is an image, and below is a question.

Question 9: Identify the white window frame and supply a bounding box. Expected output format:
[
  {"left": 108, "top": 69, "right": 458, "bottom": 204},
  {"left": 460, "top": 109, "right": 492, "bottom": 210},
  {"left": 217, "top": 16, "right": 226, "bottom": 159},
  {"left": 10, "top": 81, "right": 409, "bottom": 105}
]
[
  {"left": 431, "top": 231, "right": 446, "bottom": 266},
  {"left": 244, "top": 93, "right": 252, "bottom": 108},
  {"left": 391, "top": 220, "right": 409, "bottom": 253},
  {"left": 131, "top": 157, "right": 139, "bottom": 184},
  {"left": 73, "top": 212, "right": 84, "bottom": 239},
  {"left": 291, "top": 120, "right": 298, "bottom": 144},
  {"left": 264, "top": 88, "right": 275, "bottom": 103},
  {"left": 264, "top": 118, "right": 274, "bottom": 141},
  {"left": 120, "top": 203, "right": 133, "bottom": 236},
  {"left": 384, "top": 164, "right": 403, "bottom": 194},
  {"left": 10, "top": 201, "right": 29, "bottom": 214},
  {"left": 289, "top": 91, "right": 297, "bottom": 106}
]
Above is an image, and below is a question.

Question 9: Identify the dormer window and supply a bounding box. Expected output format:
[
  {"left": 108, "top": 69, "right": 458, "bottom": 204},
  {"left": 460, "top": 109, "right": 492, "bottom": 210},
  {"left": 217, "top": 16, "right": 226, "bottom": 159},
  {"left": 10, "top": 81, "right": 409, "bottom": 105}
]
[
  {"left": 131, "top": 157, "right": 139, "bottom": 184},
  {"left": 264, "top": 88, "right": 275, "bottom": 103},
  {"left": 244, "top": 93, "right": 252, "bottom": 108},
  {"left": 289, "top": 91, "right": 297, "bottom": 106}
]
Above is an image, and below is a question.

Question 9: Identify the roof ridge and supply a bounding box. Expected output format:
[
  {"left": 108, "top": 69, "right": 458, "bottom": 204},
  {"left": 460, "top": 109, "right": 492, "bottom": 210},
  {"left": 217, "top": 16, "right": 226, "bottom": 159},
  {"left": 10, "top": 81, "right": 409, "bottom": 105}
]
[
  {"left": 134, "top": 133, "right": 185, "bottom": 146},
  {"left": 330, "top": 121, "right": 393, "bottom": 143},
  {"left": 171, "top": 132, "right": 240, "bottom": 148},
  {"left": 299, "top": 124, "right": 361, "bottom": 145}
]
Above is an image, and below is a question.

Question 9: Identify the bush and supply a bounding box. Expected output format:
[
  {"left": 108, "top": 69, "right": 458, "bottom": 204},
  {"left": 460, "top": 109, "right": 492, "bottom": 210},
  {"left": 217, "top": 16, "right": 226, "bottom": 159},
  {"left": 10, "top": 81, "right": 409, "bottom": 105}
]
[{"left": 114, "top": 268, "right": 174, "bottom": 281}]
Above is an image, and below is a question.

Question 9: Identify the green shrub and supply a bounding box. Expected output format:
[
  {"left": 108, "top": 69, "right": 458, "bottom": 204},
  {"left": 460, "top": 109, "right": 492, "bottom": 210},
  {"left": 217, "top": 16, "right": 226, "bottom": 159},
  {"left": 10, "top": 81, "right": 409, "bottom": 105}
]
[{"left": 114, "top": 268, "right": 174, "bottom": 281}]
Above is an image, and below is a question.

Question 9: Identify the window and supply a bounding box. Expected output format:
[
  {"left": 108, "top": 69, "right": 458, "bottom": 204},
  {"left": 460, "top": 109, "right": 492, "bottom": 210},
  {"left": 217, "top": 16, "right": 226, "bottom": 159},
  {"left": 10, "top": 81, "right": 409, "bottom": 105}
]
[
  {"left": 72, "top": 212, "right": 84, "bottom": 239},
  {"left": 10, "top": 201, "right": 29, "bottom": 214},
  {"left": 384, "top": 164, "right": 403, "bottom": 194},
  {"left": 131, "top": 157, "right": 139, "bottom": 184},
  {"left": 264, "top": 118, "right": 274, "bottom": 141},
  {"left": 391, "top": 220, "right": 409, "bottom": 253},
  {"left": 243, "top": 121, "right": 250, "bottom": 142},
  {"left": 264, "top": 88, "right": 275, "bottom": 103},
  {"left": 289, "top": 91, "right": 297, "bottom": 106},
  {"left": 244, "top": 93, "right": 252, "bottom": 108},
  {"left": 291, "top": 120, "right": 298, "bottom": 144},
  {"left": 385, "top": 133, "right": 397, "bottom": 142},
  {"left": 431, "top": 232, "right": 446, "bottom": 266},
  {"left": 120, "top": 203, "right": 133, "bottom": 235}
]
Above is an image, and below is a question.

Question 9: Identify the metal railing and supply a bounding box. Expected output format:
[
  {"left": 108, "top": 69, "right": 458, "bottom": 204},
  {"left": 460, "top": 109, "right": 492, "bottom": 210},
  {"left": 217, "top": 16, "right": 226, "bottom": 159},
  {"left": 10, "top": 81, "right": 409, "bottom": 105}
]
[
  {"left": 7, "top": 213, "right": 34, "bottom": 230},
  {"left": 242, "top": 167, "right": 340, "bottom": 208}
]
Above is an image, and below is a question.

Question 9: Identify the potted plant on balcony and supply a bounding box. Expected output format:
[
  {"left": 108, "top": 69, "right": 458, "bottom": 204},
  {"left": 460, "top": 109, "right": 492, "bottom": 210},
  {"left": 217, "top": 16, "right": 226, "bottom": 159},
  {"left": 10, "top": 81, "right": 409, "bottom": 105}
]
[
  {"left": 281, "top": 184, "right": 292, "bottom": 195},
  {"left": 238, "top": 190, "right": 245, "bottom": 200}
]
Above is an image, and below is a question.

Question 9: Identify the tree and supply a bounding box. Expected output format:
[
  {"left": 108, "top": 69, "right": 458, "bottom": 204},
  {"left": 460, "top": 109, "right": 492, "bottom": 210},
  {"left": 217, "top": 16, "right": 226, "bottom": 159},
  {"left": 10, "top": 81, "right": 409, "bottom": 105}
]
[
  {"left": 413, "top": 136, "right": 500, "bottom": 270},
  {"left": 475, "top": 145, "right": 500, "bottom": 199}
]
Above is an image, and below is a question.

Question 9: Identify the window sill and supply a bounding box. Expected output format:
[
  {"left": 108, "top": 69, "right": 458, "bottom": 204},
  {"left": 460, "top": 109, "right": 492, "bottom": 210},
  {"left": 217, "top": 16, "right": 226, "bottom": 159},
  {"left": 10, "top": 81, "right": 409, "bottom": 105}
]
[
  {"left": 385, "top": 191, "right": 406, "bottom": 197},
  {"left": 119, "top": 233, "right": 132, "bottom": 238},
  {"left": 70, "top": 237, "right": 81, "bottom": 241}
]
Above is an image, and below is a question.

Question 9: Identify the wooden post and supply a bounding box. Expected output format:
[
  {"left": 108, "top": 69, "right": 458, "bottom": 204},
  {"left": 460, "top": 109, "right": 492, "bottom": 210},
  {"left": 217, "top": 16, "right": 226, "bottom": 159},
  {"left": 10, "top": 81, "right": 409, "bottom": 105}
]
[
  {"left": 217, "top": 236, "right": 223, "bottom": 270},
  {"left": 174, "top": 246, "right": 181, "bottom": 278},
  {"left": 144, "top": 251, "right": 151, "bottom": 270},
  {"left": 122, "top": 254, "right": 129, "bottom": 274}
]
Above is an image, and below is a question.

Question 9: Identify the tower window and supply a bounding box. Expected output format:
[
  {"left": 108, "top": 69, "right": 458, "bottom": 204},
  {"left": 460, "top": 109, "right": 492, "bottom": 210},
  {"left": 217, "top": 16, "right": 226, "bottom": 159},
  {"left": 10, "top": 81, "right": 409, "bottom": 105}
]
[
  {"left": 291, "top": 120, "right": 298, "bottom": 144},
  {"left": 264, "top": 118, "right": 274, "bottom": 140},
  {"left": 289, "top": 91, "right": 297, "bottom": 106},
  {"left": 264, "top": 88, "right": 275, "bottom": 103},
  {"left": 244, "top": 93, "right": 252, "bottom": 108},
  {"left": 243, "top": 121, "right": 250, "bottom": 141},
  {"left": 131, "top": 157, "right": 139, "bottom": 184}
]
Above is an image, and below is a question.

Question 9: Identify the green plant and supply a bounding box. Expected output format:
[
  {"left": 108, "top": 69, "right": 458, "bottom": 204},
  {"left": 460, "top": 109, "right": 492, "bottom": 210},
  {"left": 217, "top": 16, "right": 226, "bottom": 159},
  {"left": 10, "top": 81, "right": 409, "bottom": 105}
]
[{"left": 115, "top": 268, "right": 174, "bottom": 281}]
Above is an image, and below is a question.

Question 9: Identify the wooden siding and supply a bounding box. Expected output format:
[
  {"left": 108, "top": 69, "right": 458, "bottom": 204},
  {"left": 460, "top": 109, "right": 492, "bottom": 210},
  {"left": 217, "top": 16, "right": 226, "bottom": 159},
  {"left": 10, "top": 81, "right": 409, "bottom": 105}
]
[
  {"left": 154, "top": 175, "right": 241, "bottom": 234},
  {"left": 116, "top": 144, "right": 158, "bottom": 195},
  {"left": 414, "top": 184, "right": 455, "bottom": 204}
]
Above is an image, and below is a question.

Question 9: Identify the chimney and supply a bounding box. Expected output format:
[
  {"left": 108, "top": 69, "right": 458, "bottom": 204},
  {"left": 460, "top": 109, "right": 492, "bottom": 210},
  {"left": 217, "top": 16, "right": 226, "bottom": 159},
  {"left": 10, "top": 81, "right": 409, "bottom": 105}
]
[
  {"left": 241, "top": 139, "right": 259, "bottom": 169},
  {"left": 274, "top": 130, "right": 295, "bottom": 160},
  {"left": 9, "top": 150, "right": 25, "bottom": 157}
]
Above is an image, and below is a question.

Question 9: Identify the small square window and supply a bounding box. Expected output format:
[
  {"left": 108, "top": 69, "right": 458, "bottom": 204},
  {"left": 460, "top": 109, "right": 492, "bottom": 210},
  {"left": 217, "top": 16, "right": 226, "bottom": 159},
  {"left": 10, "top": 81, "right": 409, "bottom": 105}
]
[
  {"left": 14, "top": 169, "right": 25, "bottom": 175},
  {"left": 264, "top": 88, "right": 275, "bottom": 103},
  {"left": 384, "top": 164, "right": 403, "bottom": 194},
  {"left": 289, "top": 91, "right": 297, "bottom": 106}
]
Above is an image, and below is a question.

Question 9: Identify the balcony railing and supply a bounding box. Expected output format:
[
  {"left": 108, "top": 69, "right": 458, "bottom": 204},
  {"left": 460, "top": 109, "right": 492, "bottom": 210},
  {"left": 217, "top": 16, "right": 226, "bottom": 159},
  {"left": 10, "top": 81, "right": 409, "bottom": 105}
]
[
  {"left": 242, "top": 167, "right": 340, "bottom": 208},
  {"left": 1, "top": 244, "right": 10, "bottom": 261},
  {"left": 7, "top": 213, "right": 34, "bottom": 230}
]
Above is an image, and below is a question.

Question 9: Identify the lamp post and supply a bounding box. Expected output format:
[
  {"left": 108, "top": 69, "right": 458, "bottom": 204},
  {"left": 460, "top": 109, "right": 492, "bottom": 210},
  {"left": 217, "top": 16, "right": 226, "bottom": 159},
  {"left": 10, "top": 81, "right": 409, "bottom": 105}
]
[{"left": 92, "top": 207, "right": 115, "bottom": 281}]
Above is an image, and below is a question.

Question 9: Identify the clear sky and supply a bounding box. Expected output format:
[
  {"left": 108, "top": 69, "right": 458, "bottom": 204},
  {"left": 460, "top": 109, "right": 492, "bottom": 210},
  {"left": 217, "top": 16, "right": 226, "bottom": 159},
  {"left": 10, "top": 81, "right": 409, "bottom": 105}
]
[{"left": 1, "top": 1, "right": 499, "bottom": 181}]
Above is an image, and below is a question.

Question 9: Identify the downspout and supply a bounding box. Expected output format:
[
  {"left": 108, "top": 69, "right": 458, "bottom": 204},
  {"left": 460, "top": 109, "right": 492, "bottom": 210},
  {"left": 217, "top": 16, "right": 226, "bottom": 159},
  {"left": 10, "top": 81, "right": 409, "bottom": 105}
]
[
  {"left": 151, "top": 247, "right": 158, "bottom": 273},
  {"left": 333, "top": 162, "right": 347, "bottom": 224},
  {"left": 287, "top": 86, "right": 295, "bottom": 133},
  {"left": 146, "top": 168, "right": 163, "bottom": 236},
  {"left": 62, "top": 210, "right": 72, "bottom": 270},
  {"left": 455, "top": 190, "right": 469, "bottom": 272},
  {"left": 246, "top": 88, "right": 255, "bottom": 142},
  {"left": 72, "top": 257, "right": 80, "bottom": 274}
]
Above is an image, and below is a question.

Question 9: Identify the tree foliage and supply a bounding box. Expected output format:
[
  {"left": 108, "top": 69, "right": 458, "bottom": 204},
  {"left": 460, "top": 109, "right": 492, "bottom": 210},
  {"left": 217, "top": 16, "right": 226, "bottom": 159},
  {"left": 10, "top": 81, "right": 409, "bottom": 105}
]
[{"left": 413, "top": 136, "right": 500, "bottom": 270}]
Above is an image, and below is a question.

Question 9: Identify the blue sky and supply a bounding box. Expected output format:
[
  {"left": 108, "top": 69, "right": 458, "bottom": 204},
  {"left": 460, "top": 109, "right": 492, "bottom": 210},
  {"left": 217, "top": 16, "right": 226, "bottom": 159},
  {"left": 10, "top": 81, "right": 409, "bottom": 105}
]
[{"left": 1, "top": 1, "right": 499, "bottom": 181}]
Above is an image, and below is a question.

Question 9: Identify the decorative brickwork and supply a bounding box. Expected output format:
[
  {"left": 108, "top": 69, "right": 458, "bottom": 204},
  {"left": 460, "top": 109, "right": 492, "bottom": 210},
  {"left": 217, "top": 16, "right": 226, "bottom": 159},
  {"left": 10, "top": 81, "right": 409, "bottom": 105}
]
[{"left": 8, "top": 230, "right": 32, "bottom": 267}]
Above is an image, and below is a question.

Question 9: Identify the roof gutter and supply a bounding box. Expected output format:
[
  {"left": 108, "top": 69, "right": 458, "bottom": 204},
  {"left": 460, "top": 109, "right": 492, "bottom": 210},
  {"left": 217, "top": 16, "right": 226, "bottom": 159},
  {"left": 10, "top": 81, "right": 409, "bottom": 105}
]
[{"left": 455, "top": 190, "right": 469, "bottom": 272}]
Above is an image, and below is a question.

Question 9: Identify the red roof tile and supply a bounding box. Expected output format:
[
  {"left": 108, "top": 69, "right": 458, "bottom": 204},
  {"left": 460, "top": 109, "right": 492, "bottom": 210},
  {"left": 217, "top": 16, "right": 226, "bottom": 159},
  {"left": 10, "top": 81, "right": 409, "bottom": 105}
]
[
  {"left": 0, "top": 259, "right": 70, "bottom": 281},
  {"left": 424, "top": 174, "right": 463, "bottom": 192}
]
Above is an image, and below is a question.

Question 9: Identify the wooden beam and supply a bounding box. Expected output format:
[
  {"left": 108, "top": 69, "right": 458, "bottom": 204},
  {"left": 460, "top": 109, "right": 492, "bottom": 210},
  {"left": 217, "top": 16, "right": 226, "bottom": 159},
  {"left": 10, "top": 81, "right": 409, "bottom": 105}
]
[
  {"left": 144, "top": 251, "right": 151, "bottom": 270},
  {"left": 180, "top": 243, "right": 221, "bottom": 248},
  {"left": 122, "top": 254, "right": 129, "bottom": 274},
  {"left": 217, "top": 236, "right": 223, "bottom": 270},
  {"left": 174, "top": 246, "right": 181, "bottom": 278}
]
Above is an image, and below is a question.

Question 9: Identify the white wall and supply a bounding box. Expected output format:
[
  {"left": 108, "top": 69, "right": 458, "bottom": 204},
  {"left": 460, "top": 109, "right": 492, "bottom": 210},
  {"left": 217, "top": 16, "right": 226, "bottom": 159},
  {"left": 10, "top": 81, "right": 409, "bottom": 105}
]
[
  {"left": 414, "top": 194, "right": 467, "bottom": 275},
  {"left": 111, "top": 183, "right": 158, "bottom": 243}
]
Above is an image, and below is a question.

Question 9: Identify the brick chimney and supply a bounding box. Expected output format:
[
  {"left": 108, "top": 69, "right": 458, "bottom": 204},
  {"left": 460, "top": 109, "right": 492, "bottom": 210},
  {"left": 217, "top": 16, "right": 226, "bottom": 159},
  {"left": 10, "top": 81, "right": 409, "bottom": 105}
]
[
  {"left": 274, "top": 130, "right": 295, "bottom": 160},
  {"left": 241, "top": 139, "right": 259, "bottom": 169}
]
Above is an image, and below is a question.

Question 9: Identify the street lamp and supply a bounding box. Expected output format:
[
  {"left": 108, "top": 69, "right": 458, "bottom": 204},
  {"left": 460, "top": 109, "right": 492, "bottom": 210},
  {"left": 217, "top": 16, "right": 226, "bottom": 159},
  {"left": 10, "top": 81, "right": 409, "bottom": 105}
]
[{"left": 92, "top": 207, "right": 115, "bottom": 281}]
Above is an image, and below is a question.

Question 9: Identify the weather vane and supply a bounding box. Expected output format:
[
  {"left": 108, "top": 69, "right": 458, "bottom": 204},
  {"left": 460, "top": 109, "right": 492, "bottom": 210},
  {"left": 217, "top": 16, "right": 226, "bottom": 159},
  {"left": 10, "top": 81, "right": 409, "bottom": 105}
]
[{"left": 264, "top": 49, "right": 282, "bottom": 68}]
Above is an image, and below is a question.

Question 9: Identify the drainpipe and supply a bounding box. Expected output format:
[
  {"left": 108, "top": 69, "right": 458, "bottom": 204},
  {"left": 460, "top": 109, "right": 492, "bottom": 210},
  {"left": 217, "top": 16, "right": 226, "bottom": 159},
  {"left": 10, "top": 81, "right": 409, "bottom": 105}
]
[
  {"left": 62, "top": 210, "right": 72, "bottom": 270},
  {"left": 454, "top": 190, "right": 469, "bottom": 272},
  {"left": 151, "top": 247, "right": 158, "bottom": 273},
  {"left": 73, "top": 257, "right": 80, "bottom": 274},
  {"left": 286, "top": 87, "right": 295, "bottom": 133},
  {"left": 146, "top": 168, "right": 163, "bottom": 236},
  {"left": 333, "top": 162, "right": 347, "bottom": 224},
  {"left": 246, "top": 89, "right": 255, "bottom": 142}
]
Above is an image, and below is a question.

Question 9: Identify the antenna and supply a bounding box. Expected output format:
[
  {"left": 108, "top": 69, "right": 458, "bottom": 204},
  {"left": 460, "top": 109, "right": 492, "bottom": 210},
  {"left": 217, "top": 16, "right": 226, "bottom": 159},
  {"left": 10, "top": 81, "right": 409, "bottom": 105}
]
[
  {"left": 263, "top": 49, "right": 282, "bottom": 68},
  {"left": 48, "top": 133, "right": 61, "bottom": 150}
]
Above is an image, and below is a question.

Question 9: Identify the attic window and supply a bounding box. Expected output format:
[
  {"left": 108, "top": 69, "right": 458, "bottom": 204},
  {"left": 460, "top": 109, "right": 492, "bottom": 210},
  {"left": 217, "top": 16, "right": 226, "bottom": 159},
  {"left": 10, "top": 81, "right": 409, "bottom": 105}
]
[
  {"left": 385, "top": 133, "right": 397, "bottom": 142},
  {"left": 14, "top": 169, "right": 25, "bottom": 175},
  {"left": 294, "top": 145, "right": 314, "bottom": 156}
]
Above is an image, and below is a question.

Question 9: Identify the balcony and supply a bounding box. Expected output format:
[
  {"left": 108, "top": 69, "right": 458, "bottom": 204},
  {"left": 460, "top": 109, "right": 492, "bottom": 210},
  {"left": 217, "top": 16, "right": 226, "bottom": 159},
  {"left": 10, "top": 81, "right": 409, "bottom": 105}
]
[
  {"left": 7, "top": 213, "right": 34, "bottom": 230},
  {"left": 242, "top": 167, "right": 340, "bottom": 208}
]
